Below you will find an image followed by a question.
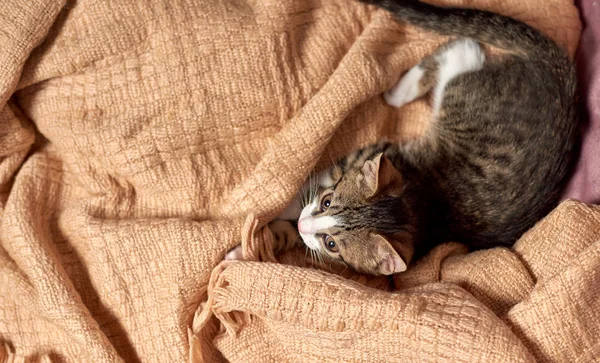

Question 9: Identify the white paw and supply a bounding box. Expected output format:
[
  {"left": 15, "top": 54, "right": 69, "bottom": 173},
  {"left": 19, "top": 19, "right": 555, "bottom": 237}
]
[
  {"left": 224, "top": 245, "right": 243, "bottom": 261},
  {"left": 384, "top": 65, "right": 425, "bottom": 108}
]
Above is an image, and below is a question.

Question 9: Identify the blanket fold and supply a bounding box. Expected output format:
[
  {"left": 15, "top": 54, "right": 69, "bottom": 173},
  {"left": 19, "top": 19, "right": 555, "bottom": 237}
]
[
  {"left": 0, "top": 0, "right": 592, "bottom": 362},
  {"left": 196, "top": 201, "right": 600, "bottom": 362}
]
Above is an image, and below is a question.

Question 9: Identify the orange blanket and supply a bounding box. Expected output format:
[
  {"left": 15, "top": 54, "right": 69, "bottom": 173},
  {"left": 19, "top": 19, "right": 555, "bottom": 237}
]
[{"left": 0, "top": 0, "right": 594, "bottom": 362}]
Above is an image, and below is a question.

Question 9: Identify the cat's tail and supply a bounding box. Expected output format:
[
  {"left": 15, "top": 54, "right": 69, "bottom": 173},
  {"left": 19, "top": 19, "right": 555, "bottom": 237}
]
[{"left": 361, "top": 0, "right": 567, "bottom": 61}]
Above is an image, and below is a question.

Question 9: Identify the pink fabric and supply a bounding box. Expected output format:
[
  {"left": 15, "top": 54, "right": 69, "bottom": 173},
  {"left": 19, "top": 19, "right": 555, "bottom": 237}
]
[{"left": 561, "top": 0, "right": 600, "bottom": 203}]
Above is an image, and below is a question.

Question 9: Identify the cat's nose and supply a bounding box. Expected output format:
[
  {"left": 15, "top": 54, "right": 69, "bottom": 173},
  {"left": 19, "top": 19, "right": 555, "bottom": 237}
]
[{"left": 297, "top": 218, "right": 313, "bottom": 234}]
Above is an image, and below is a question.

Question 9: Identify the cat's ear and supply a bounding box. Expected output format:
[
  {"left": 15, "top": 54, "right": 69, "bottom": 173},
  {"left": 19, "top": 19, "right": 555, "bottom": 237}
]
[
  {"left": 371, "top": 234, "right": 407, "bottom": 275},
  {"left": 361, "top": 153, "right": 403, "bottom": 196}
]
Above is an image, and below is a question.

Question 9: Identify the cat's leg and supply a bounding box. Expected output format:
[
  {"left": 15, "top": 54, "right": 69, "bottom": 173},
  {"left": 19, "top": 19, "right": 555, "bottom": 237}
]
[
  {"left": 270, "top": 220, "right": 301, "bottom": 254},
  {"left": 224, "top": 220, "right": 300, "bottom": 260},
  {"left": 385, "top": 55, "right": 439, "bottom": 108},
  {"left": 385, "top": 38, "right": 485, "bottom": 111},
  {"left": 430, "top": 38, "right": 485, "bottom": 113}
]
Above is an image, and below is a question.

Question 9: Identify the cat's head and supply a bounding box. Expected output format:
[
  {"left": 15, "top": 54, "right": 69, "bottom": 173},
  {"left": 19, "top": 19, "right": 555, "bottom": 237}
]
[{"left": 298, "top": 153, "right": 416, "bottom": 275}]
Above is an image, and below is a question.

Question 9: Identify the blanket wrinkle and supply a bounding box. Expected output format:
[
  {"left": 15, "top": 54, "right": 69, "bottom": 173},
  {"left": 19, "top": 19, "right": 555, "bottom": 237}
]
[
  {"left": 238, "top": 214, "right": 283, "bottom": 264},
  {"left": 0, "top": 0, "right": 595, "bottom": 362},
  {"left": 0, "top": 343, "right": 52, "bottom": 363}
]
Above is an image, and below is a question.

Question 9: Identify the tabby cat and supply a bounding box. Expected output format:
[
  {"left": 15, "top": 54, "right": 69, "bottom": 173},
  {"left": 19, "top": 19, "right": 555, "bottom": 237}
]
[{"left": 227, "top": 0, "right": 578, "bottom": 276}]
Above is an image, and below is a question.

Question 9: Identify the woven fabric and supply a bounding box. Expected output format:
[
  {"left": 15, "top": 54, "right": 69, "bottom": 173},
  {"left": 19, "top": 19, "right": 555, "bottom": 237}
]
[{"left": 0, "top": 0, "right": 591, "bottom": 362}]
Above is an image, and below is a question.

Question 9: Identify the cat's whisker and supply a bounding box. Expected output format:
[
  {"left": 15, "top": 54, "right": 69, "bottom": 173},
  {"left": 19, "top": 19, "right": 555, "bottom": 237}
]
[
  {"left": 309, "top": 172, "right": 316, "bottom": 202},
  {"left": 304, "top": 178, "right": 311, "bottom": 208},
  {"left": 300, "top": 180, "right": 308, "bottom": 208},
  {"left": 306, "top": 173, "right": 314, "bottom": 206},
  {"left": 326, "top": 150, "right": 338, "bottom": 171},
  {"left": 340, "top": 264, "right": 348, "bottom": 275},
  {"left": 317, "top": 251, "right": 324, "bottom": 267}
]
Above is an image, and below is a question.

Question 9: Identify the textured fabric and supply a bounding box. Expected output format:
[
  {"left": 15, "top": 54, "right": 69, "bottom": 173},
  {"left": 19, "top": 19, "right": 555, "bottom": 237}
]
[
  {"left": 0, "top": 0, "right": 589, "bottom": 362},
  {"left": 561, "top": 0, "right": 600, "bottom": 204},
  {"left": 199, "top": 200, "right": 600, "bottom": 363}
]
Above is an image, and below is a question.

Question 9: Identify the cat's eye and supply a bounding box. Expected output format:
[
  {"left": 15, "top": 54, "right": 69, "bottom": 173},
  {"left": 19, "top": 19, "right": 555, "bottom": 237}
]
[
  {"left": 320, "top": 194, "right": 332, "bottom": 212},
  {"left": 323, "top": 235, "right": 339, "bottom": 253}
]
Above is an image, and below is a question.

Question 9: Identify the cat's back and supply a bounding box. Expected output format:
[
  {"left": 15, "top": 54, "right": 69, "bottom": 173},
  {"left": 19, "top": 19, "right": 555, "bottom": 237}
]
[
  {"left": 426, "top": 54, "right": 578, "bottom": 248},
  {"left": 362, "top": 0, "right": 579, "bottom": 249}
]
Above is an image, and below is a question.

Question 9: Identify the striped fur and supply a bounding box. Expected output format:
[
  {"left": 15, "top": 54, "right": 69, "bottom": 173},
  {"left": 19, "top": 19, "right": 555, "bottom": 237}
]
[{"left": 292, "top": 0, "right": 578, "bottom": 275}]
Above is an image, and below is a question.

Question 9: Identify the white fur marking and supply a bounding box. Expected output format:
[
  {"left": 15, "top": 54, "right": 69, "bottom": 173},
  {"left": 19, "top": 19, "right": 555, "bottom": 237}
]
[
  {"left": 298, "top": 200, "right": 319, "bottom": 249},
  {"left": 299, "top": 200, "right": 317, "bottom": 221},
  {"left": 318, "top": 216, "right": 336, "bottom": 230},
  {"left": 385, "top": 65, "right": 425, "bottom": 108},
  {"left": 301, "top": 216, "right": 337, "bottom": 234},
  {"left": 433, "top": 39, "right": 485, "bottom": 113},
  {"left": 298, "top": 200, "right": 338, "bottom": 250}
]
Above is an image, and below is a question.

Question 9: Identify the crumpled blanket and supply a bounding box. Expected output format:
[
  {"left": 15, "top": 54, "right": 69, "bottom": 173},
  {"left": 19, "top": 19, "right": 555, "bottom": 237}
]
[{"left": 0, "top": 0, "right": 594, "bottom": 362}]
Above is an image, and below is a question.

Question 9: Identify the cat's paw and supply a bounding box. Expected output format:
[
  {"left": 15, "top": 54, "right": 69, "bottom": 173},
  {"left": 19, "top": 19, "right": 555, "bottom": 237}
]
[
  {"left": 224, "top": 220, "right": 298, "bottom": 261},
  {"left": 384, "top": 65, "right": 425, "bottom": 108},
  {"left": 270, "top": 220, "right": 300, "bottom": 253},
  {"left": 224, "top": 245, "right": 243, "bottom": 261}
]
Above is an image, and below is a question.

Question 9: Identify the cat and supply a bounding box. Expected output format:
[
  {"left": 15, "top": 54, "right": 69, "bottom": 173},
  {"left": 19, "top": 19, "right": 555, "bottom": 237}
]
[{"left": 227, "top": 0, "right": 578, "bottom": 276}]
